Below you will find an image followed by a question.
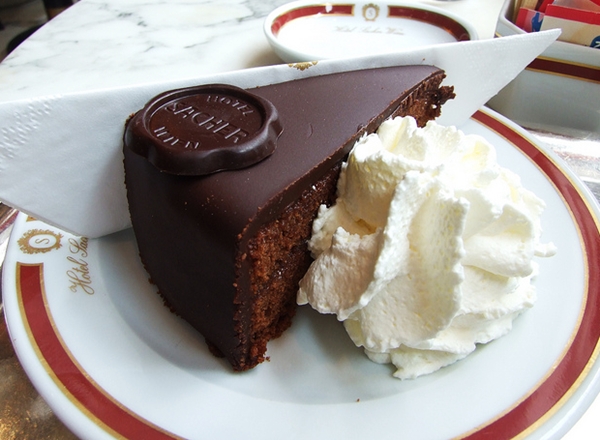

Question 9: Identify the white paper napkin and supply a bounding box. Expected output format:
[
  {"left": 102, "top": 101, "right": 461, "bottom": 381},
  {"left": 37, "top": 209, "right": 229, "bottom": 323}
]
[{"left": 0, "top": 30, "right": 559, "bottom": 238}]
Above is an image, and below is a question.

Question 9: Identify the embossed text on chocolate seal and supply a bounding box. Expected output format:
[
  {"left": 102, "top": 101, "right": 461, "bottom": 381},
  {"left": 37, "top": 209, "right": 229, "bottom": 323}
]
[{"left": 124, "top": 84, "right": 282, "bottom": 175}]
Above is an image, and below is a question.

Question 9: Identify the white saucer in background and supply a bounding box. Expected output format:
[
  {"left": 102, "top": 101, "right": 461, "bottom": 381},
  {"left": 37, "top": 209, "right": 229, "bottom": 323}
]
[{"left": 264, "top": 1, "right": 478, "bottom": 63}]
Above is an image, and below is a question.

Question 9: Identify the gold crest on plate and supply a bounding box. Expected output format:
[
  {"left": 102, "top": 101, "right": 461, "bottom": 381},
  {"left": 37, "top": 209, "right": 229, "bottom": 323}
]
[
  {"left": 18, "top": 229, "right": 63, "bottom": 254},
  {"left": 362, "top": 3, "right": 380, "bottom": 21}
]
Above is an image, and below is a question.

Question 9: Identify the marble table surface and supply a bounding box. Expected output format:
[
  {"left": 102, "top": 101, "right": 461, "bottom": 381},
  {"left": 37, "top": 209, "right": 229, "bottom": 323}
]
[
  {"left": 0, "top": 0, "right": 504, "bottom": 102},
  {"left": 1, "top": 0, "right": 599, "bottom": 438}
]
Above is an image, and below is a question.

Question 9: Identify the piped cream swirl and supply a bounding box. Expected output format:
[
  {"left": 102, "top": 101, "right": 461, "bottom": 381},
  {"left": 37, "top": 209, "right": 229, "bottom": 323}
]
[{"left": 298, "top": 116, "right": 556, "bottom": 379}]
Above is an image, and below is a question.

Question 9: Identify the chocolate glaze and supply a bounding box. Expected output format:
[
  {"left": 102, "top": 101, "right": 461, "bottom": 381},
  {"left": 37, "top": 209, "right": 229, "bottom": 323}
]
[{"left": 123, "top": 65, "right": 454, "bottom": 371}]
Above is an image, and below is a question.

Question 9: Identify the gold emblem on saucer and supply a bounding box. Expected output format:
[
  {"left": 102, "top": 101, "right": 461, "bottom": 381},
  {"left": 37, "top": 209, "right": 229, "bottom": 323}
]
[
  {"left": 289, "top": 61, "right": 318, "bottom": 71},
  {"left": 18, "top": 229, "right": 63, "bottom": 254},
  {"left": 362, "top": 3, "right": 380, "bottom": 21}
]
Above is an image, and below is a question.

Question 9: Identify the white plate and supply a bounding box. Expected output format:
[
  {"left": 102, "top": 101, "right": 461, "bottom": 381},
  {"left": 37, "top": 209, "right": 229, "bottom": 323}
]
[
  {"left": 3, "top": 107, "right": 600, "bottom": 439},
  {"left": 264, "top": 0, "right": 478, "bottom": 63},
  {"left": 488, "top": 0, "right": 600, "bottom": 134}
]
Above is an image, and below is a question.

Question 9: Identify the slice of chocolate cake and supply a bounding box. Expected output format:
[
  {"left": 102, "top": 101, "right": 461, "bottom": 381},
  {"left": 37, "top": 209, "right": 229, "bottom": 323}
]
[{"left": 123, "top": 65, "right": 454, "bottom": 371}]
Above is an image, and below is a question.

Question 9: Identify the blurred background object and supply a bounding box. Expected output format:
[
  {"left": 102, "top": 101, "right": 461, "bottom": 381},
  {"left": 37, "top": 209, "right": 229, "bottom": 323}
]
[
  {"left": 0, "top": 0, "right": 74, "bottom": 59},
  {"left": 44, "top": 0, "right": 72, "bottom": 19}
]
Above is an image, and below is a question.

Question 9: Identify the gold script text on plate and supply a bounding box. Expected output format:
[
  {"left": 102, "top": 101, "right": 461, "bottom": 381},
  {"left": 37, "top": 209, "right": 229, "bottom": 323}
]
[{"left": 67, "top": 237, "right": 94, "bottom": 295}]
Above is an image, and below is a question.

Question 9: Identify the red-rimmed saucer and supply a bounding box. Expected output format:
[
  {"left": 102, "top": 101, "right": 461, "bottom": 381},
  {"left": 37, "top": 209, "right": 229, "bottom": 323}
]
[{"left": 264, "top": 1, "right": 478, "bottom": 62}]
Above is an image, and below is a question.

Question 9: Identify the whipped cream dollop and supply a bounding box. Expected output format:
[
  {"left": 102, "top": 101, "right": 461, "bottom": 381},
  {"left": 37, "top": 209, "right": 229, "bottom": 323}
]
[{"left": 297, "top": 116, "right": 556, "bottom": 380}]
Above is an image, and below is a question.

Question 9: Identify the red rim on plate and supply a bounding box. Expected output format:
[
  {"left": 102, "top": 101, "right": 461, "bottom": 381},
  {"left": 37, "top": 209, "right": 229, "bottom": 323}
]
[
  {"left": 526, "top": 56, "right": 600, "bottom": 84},
  {"left": 269, "top": 3, "right": 471, "bottom": 41},
  {"left": 8, "top": 108, "right": 600, "bottom": 439},
  {"left": 463, "top": 110, "right": 600, "bottom": 438},
  {"left": 17, "top": 263, "right": 180, "bottom": 440}
]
